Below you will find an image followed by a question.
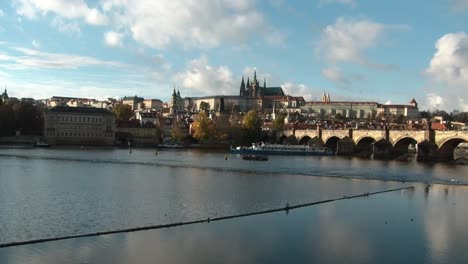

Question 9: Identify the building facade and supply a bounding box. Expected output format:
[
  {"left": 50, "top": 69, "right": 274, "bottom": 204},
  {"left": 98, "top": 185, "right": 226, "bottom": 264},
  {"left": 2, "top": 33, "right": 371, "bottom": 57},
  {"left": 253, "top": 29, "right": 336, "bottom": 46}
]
[
  {"left": 377, "top": 99, "right": 419, "bottom": 120},
  {"left": 44, "top": 106, "right": 115, "bottom": 145},
  {"left": 303, "top": 94, "right": 419, "bottom": 120}
]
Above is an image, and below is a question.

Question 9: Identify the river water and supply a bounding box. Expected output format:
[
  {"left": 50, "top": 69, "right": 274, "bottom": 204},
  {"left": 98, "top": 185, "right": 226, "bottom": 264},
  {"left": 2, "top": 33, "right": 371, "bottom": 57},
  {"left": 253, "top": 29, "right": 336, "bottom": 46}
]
[{"left": 0, "top": 147, "right": 467, "bottom": 263}]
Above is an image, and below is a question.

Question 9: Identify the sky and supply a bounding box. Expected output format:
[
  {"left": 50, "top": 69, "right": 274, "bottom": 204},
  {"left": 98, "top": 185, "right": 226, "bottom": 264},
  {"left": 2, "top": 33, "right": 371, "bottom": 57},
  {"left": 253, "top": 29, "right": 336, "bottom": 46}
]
[{"left": 0, "top": 0, "right": 467, "bottom": 111}]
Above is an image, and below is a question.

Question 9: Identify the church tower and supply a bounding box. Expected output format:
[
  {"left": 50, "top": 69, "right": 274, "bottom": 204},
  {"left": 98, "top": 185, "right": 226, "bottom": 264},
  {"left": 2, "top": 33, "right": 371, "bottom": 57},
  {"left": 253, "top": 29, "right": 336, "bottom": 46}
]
[
  {"left": 1, "top": 88, "right": 8, "bottom": 101},
  {"left": 252, "top": 70, "right": 258, "bottom": 97},
  {"left": 170, "top": 88, "right": 177, "bottom": 115},
  {"left": 239, "top": 76, "right": 246, "bottom": 96}
]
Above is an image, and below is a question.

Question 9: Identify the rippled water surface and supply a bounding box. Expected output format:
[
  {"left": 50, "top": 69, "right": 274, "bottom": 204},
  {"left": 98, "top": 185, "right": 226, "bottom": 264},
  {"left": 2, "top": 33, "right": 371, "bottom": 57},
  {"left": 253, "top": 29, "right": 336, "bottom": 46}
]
[{"left": 0, "top": 147, "right": 467, "bottom": 263}]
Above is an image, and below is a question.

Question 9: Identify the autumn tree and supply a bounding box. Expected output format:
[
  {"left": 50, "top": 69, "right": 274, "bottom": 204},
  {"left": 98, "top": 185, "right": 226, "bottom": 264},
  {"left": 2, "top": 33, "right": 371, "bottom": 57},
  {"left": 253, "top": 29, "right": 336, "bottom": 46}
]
[
  {"left": 212, "top": 114, "right": 231, "bottom": 142},
  {"left": 242, "top": 109, "right": 262, "bottom": 143},
  {"left": 192, "top": 111, "right": 215, "bottom": 143},
  {"left": 113, "top": 104, "right": 133, "bottom": 121},
  {"left": 171, "top": 119, "right": 185, "bottom": 142}
]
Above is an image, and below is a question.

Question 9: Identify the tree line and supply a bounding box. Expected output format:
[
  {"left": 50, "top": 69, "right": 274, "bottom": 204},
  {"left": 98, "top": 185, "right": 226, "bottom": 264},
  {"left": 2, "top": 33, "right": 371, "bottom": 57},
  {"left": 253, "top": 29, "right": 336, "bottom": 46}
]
[{"left": 0, "top": 100, "right": 45, "bottom": 136}]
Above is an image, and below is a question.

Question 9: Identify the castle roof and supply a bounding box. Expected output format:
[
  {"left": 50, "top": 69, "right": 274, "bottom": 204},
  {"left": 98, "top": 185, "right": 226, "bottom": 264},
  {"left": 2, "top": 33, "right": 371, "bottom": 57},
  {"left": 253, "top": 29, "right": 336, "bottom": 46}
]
[{"left": 262, "top": 87, "right": 284, "bottom": 96}]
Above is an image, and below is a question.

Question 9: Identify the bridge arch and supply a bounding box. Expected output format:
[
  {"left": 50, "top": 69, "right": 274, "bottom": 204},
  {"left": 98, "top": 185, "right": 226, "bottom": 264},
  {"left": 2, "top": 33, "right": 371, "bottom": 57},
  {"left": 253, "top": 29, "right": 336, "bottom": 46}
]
[
  {"left": 278, "top": 135, "right": 287, "bottom": 144},
  {"left": 299, "top": 136, "right": 311, "bottom": 145},
  {"left": 438, "top": 137, "right": 467, "bottom": 161},
  {"left": 325, "top": 136, "right": 340, "bottom": 153},
  {"left": 355, "top": 136, "right": 376, "bottom": 157},
  {"left": 393, "top": 137, "right": 418, "bottom": 158}
]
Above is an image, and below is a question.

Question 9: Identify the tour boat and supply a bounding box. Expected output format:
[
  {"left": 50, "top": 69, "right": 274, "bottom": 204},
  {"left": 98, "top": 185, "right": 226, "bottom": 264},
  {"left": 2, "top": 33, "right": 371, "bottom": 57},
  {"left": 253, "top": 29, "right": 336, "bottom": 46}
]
[{"left": 231, "top": 142, "right": 334, "bottom": 156}]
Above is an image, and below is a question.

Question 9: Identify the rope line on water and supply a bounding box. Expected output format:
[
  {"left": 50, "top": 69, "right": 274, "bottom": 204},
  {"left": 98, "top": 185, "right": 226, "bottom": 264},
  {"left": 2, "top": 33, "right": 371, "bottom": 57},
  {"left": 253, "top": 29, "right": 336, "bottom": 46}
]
[{"left": 0, "top": 186, "right": 414, "bottom": 248}]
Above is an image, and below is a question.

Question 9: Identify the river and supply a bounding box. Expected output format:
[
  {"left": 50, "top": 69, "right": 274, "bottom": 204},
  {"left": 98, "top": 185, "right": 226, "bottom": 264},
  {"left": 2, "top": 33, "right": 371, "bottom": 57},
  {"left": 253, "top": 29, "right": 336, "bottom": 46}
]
[{"left": 0, "top": 147, "right": 467, "bottom": 263}]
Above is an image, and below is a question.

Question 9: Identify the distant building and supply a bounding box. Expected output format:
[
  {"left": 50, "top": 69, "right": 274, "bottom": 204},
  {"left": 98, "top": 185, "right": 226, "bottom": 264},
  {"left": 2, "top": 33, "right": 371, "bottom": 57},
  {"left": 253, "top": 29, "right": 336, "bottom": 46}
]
[
  {"left": 44, "top": 106, "right": 115, "bottom": 145},
  {"left": 143, "top": 99, "right": 163, "bottom": 111},
  {"left": 1, "top": 89, "right": 9, "bottom": 102},
  {"left": 377, "top": 98, "right": 419, "bottom": 120},
  {"left": 304, "top": 93, "right": 379, "bottom": 119},
  {"left": 122, "top": 96, "right": 144, "bottom": 111},
  {"left": 183, "top": 71, "right": 302, "bottom": 113},
  {"left": 135, "top": 111, "right": 159, "bottom": 126},
  {"left": 303, "top": 94, "right": 419, "bottom": 120}
]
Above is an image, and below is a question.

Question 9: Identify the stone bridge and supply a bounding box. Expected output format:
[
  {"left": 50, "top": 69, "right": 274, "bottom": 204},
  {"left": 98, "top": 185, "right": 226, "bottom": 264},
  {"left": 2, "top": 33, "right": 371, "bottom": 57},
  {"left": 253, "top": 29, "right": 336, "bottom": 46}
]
[{"left": 281, "top": 128, "right": 468, "bottom": 161}]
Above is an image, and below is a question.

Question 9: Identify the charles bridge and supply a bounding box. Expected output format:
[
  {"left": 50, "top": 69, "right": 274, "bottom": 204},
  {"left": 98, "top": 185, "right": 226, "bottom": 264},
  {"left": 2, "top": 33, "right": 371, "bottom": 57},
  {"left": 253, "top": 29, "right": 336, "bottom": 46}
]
[{"left": 281, "top": 128, "right": 468, "bottom": 161}]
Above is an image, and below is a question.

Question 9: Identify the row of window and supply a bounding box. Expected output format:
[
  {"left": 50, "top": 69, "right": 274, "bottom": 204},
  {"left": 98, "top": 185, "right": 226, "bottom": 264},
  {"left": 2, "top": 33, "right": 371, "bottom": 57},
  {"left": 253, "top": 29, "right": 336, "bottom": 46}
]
[
  {"left": 57, "top": 125, "right": 102, "bottom": 131},
  {"left": 47, "top": 131, "right": 113, "bottom": 138},
  {"left": 57, "top": 115, "right": 104, "bottom": 123}
]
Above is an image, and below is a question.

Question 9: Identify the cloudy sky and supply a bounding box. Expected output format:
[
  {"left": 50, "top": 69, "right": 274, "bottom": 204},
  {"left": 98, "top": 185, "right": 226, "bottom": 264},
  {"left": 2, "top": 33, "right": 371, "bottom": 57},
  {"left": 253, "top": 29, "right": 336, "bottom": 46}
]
[{"left": 0, "top": 0, "right": 467, "bottom": 110}]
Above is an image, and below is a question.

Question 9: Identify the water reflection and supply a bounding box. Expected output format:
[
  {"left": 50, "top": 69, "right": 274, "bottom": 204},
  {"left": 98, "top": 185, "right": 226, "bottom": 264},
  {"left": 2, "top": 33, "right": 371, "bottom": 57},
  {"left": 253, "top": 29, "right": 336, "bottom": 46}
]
[{"left": 1, "top": 149, "right": 468, "bottom": 263}]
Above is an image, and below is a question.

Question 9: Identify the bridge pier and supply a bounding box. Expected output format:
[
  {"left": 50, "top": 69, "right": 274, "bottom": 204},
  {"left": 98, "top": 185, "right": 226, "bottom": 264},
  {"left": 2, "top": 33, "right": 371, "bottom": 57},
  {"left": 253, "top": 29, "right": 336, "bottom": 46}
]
[
  {"left": 372, "top": 140, "right": 393, "bottom": 159},
  {"left": 336, "top": 137, "right": 355, "bottom": 156},
  {"left": 416, "top": 141, "right": 439, "bottom": 162}
]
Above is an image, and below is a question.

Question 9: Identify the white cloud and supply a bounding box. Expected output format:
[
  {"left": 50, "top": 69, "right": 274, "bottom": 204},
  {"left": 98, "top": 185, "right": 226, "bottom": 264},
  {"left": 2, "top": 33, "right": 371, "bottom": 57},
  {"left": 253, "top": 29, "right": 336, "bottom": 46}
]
[
  {"left": 317, "top": 17, "right": 385, "bottom": 65},
  {"left": 425, "top": 32, "right": 468, "bottom": 85},
  {"left": 104, "top": 31, "right": 123, "bottom": 47},
  {"left": 0, "top": 46, "right": 125, "bottom": 70},
  {"left": 281, "top": 82, "right": 319, "bottom": 101},
  {"left": 13, "top": 0, "right": 108, "bottom": 25},
  {"left": 321, "top": 67, "right": 365, "bottom": 85},
  {"left": 51, "top": 17, "right": 81, "bottom": 37},
  {"left": 0, "top": 9, "right": 4, "bottom": 16},
  {"left": 319, "top": 0, "right": 357, "bottom": 8},
  {"left": 173, "top": 55, "right": 236, "bottom": 96},
  {"left": 424, "top": 32, "right": 468, "bottom": 111},
  {"left": 384, "top": 101, "right": 392, "bottom": 105},
  {"left": 31, "top": 40, "right": 40, "bottom": 48},
  {"left": 100, "top": 0, "right": 281, "bottom": 49},
  {"left": 426, "top": 93, "right": 445, "bottom": 109}
]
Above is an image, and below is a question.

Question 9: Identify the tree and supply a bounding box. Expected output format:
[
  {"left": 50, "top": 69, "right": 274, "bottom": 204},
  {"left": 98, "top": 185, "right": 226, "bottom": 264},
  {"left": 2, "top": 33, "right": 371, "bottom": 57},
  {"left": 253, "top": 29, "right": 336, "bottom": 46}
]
[
  {"left": 212, "top": 114, "right": 231, "bottom": 142},
  {"left": 113, "top": 104, "right": 133, "bottom": 121},
  {"left": 242, "top": 109, "right": 262, "bottom": 143},
  {"left": 171, "top": 119, "right": 185, "bottom": 142},
  {"left": 199, "top": 101, "right": 210, "bottom": 111},
  {"left": 192, "top": 111, "right": 215, "bottom": 143},
  {"left": 272, "top": 113, "right": 285, "bottom": 132}
]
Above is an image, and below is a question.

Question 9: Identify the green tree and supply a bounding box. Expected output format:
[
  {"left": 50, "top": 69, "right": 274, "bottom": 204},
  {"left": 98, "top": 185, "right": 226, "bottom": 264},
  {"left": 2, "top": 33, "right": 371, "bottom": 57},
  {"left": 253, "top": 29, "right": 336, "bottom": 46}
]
[
  {"left": 113, "top": 104, "right": 133, "bottom": 121},
  {"left": 242, "top": 109, "right": 262, "bottom": 143},
  {"left": 272, "top": 113, "right": 285, "bottom": 132},
  {"left": 192, "top": 111, "right": 215, "bottom": 143},
  {"left": 199, "top": 101, "right": 210, "bottom": 111}
]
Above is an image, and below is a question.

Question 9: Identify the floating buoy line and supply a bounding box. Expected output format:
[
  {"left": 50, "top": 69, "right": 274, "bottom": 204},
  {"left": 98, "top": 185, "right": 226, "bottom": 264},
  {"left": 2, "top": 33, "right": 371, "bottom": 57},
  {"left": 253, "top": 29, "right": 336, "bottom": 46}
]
[{"left": 0, "top": 186, "right": 414, "bottom": 248}]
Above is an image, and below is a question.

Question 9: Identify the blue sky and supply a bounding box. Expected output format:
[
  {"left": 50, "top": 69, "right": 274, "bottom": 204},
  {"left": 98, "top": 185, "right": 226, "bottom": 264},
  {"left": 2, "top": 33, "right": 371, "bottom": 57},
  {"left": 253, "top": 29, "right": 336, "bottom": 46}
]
[{"left": 0, "top": 0, "right": 467, "bottom": 110}]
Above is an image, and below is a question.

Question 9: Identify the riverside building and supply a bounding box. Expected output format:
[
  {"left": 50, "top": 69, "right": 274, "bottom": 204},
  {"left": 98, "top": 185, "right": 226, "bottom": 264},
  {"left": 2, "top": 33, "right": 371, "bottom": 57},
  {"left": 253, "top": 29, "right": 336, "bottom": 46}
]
[{"left": 44, "top": 106, "right": 116, "bottom": 145}]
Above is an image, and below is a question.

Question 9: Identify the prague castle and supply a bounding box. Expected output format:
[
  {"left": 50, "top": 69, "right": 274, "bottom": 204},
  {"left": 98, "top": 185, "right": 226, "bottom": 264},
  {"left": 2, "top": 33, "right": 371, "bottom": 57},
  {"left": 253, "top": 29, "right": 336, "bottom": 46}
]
[{"left": 181, "top": 71, "right": 305, "bottom": 114}]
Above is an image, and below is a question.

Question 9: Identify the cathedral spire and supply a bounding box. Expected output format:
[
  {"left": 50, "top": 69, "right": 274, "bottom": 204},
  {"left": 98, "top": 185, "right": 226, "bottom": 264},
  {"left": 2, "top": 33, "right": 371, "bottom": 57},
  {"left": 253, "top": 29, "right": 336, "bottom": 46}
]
[{"left": 240, "top": 75, "right": 246, "bottom": 96}]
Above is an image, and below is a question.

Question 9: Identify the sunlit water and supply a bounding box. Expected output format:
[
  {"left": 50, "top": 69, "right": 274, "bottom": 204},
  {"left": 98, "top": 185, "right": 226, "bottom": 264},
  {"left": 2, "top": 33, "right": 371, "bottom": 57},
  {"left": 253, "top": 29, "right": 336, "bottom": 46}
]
[{"left": 0, "top": 147, "right": 467, "bottom": 263}]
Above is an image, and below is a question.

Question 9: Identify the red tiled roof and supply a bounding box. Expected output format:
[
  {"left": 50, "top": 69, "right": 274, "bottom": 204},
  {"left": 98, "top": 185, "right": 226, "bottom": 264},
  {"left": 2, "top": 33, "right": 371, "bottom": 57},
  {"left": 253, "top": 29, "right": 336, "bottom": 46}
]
[{"left": 431, "top": 123, "right": 447, "bottom": 130}]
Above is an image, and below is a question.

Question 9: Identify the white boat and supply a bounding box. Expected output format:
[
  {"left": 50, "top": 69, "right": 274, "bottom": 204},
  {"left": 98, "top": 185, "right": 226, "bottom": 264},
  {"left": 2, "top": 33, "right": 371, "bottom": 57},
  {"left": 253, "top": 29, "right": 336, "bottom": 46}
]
[{"left": 231, "top": 142, "right": 334, "bottom": 156}]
